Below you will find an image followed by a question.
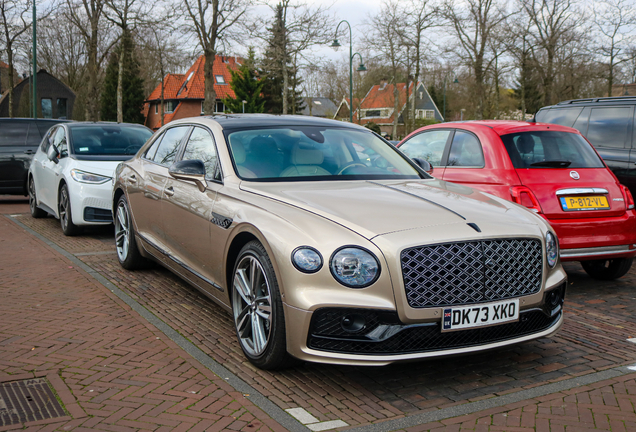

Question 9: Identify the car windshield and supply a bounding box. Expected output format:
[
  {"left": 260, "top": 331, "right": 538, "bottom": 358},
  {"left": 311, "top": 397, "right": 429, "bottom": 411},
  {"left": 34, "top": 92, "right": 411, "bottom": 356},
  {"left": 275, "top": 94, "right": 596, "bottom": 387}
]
[
  {"left": 226, "top": 126, "right": 424, "bottom": 181},
  {"left": 69, "top": 125, "right": 152, "bottom": 156},
  {"left": 500, "top": 131, "right": 605, "bottom": 169}
]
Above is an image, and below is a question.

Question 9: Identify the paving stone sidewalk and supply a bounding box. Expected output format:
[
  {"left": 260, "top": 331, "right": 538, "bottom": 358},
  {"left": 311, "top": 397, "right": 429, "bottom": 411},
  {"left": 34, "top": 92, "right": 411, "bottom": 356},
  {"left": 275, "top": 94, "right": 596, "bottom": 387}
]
[{"left": 0, "top": 212, "right": 283, "bottom": 432}]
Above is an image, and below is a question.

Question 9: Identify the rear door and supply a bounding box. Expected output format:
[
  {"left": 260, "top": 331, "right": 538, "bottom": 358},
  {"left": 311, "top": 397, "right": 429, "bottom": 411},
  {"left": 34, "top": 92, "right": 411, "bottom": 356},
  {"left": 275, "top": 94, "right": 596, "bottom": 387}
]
[
  {"left": 0, "top": 121, "right": 40, "bottom": 194},
  {"left": 501, "top": 130, "right": 626, "bottom": 220}
]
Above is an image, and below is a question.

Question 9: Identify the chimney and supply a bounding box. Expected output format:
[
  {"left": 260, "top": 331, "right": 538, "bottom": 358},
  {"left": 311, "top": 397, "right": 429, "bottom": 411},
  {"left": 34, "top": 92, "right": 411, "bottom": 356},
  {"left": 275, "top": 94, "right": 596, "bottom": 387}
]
[{"left": 379, "top": 79, "right": 387, "bottom": 90}]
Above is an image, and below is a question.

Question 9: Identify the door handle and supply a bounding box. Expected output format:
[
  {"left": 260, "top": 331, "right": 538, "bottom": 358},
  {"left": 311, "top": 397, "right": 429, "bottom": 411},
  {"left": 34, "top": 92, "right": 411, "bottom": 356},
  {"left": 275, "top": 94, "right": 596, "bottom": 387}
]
[
  {"left": 164, "top": 186, "right": 174, "bottom": 197},
  {"left": 128, "top": 174, "right": 137, "bottom": 184},
  {"left": 24, "top": 150, "right": 36, "bottom": 155}
]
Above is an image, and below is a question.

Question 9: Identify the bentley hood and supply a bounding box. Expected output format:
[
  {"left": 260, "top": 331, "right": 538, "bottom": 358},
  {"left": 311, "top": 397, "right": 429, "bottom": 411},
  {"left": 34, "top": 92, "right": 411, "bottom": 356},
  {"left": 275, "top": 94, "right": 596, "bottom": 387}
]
[{"left": 241, "top": 179, "right": 544, "bottom": 240}]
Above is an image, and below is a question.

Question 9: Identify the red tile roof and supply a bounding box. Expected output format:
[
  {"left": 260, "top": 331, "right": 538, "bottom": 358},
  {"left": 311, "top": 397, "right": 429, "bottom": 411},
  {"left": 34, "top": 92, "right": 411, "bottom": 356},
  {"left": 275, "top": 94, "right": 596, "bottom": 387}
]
[
  {"left": 0, "top": 61, "right": 8, "bottom": 68},
  {"left": 145, "top": 55, "right": 241, "bottom": 102},
  {"left": 358, "top": 82, "right": 414, "bottom": 125}
]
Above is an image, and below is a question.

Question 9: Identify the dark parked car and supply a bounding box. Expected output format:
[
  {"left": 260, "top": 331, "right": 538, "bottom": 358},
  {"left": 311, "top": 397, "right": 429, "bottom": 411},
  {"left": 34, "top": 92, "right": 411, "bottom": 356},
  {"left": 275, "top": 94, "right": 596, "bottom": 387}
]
[
  {"left": 0, "top": 118, "right": 71, "bottom": 195},
  {"left": 535, "top": 96, "right": 636, "bottom": 198}
]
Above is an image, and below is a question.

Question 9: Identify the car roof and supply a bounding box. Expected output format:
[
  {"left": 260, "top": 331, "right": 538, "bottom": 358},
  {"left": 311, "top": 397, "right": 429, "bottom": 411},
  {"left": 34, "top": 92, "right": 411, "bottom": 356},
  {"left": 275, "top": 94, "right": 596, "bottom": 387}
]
[
  {"left": 64, "top": 121, "right": 151, "bottom": 130},
  {"left": 199, "top": 114, "right": 368, "bottom": 132},
  {"left": 439, "top": 120, "right": 579, "bottom": 136},
  {"left": 0, "top": 118, "right": 71, "bottom": 123}
]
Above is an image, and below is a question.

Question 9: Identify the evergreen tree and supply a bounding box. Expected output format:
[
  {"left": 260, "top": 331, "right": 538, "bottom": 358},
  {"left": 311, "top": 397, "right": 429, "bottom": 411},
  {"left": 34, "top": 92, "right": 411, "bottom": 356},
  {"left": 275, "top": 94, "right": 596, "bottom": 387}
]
[
  {"left": 223, "top": 48, "right": 266, "bottom": 113},
  {"left": 514, "top": 59, "right": 543, "bottom": 116},
  {"left": 101, "top": 32, "right": 145, "bottom": 124},
  {"left": 260, "top": 4, "right": 304, "bottom": 114}
]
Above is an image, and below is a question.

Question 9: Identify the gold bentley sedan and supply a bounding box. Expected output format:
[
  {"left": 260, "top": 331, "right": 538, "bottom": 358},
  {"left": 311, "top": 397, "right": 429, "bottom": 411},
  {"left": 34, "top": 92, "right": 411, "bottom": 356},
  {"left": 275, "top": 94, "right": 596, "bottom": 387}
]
[{"left": 112, "top": 115, "right": 567, "bottom": 370}]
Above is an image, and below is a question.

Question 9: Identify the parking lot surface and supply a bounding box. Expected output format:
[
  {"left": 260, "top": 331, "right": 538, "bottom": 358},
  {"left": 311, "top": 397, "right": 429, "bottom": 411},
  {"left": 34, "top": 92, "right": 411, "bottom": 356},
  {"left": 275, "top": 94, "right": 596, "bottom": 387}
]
[{"left": 1, "top": 196, "right": 635, "bottom": 431}]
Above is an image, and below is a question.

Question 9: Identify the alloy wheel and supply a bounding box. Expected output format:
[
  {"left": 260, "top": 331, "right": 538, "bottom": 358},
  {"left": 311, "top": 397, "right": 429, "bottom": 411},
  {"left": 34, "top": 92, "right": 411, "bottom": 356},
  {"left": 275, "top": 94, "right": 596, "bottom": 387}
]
[
  {"left": 232, "top": 255, "right": 273, "bottom": 357},
  {"left": 29, "top": 179, "right": 37, "bottom": 213},
  {"left": 115, "top": 201, "right": 130, "bottom": 261},
  {"left": 59, "top": 187, "right": 69, "bottom": 229}
]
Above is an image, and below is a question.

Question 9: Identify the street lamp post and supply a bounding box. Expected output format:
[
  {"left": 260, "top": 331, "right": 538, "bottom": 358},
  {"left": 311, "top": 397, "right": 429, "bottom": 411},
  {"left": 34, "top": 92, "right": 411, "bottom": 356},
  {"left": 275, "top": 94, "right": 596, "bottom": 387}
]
[
  {"left": 242, "top": 100, "right": 246, "bottom": 113},
  {"left": 330, "top": 20, "right": 367, "bottom": 123},
  {"left": 442, "top": 73, "right": 458, "bottom": 122},
  {"left": 32, "top": 0, "right": 37, "bottom": 118}
]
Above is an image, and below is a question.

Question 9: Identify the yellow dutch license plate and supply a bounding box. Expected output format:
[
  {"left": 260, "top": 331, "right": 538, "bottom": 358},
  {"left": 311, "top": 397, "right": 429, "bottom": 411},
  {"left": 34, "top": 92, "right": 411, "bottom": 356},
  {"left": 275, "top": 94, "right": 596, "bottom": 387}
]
[{"left": 560, "top": 196, "right": 610, "bottom": 211}]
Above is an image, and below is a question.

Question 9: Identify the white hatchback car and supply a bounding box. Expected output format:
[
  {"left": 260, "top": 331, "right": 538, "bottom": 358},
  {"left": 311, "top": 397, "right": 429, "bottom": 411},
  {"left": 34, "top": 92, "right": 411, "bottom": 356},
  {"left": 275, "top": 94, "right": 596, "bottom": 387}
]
[{"left": 28, "top": 122, "right": 152, "bottom": 235}]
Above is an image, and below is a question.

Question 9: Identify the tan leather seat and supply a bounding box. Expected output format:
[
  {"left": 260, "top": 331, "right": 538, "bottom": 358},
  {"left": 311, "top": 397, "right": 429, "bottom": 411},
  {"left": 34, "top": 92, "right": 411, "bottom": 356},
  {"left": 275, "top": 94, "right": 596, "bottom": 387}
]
[
  {"left": 230, "top": 140, "right": 257, "bottom": 178},
  {"left": 280, "top": 145, "right": 331, "bottom": 177}
]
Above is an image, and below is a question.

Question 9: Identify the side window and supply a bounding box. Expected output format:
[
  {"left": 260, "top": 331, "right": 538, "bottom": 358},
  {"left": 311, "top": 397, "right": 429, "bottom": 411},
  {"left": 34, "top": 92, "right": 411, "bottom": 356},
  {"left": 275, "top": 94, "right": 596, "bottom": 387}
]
[
  {"left": 447, "top": 131, "right": 485, "bottom": 167},
  {"left": 535, "top": 107, "right": 583, "bottom": 127},
  {"left": 572, "top": 107, "right": 590, "bottom": 135},
  {"left": 182, "top": 127, "right": 221, "bottom": 181},
  {"left": 0, "top": 121, "right": 29, "bottom": 146},
  {"left": 150, "top": 126, "right": 190, "bottom": 166},
  {"left": 53, "top": 127, "right": 68, "bottom": 158},
  {"left": 144, "top": 133, "right": 165, "bottom": 161},
  {"left": 41, "top": 127, "right": 56, "bottom": 151},
  {"left": 399, "top": 130, "right": 451, "bottom": 166},
  {"left": 587, "top": 107, "right": 632, "bottom": 149}
]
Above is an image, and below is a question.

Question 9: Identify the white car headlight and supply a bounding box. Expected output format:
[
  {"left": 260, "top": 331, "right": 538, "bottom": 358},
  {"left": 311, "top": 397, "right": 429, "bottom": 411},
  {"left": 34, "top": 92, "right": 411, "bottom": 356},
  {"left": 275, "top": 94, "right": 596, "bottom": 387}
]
[
  {"left": 70, "top": 169, "right": 111, "bottom": 184},
  {"left": 292, "top": 247, "right": 323, "bottom": 273},
  {"left": 546, "top": 232, "right": 558, "bottom": 268},
  {"left": 330, "top": 247, "right": 380, "bottom": 288}
]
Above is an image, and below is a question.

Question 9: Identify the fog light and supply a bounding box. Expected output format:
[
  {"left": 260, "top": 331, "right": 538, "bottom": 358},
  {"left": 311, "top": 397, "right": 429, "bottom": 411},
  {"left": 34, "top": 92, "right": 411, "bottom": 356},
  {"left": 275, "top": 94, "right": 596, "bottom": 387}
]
[{"left": 341, "top": 314, "right": 366, "bottom": 333}]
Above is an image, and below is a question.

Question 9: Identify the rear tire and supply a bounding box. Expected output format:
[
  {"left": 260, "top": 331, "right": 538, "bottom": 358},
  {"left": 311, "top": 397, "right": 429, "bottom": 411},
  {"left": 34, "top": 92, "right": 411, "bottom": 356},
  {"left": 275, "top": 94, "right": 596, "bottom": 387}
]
[
  {"left": 581, "top": 258, "right": 633, "bottom": 280},
  {"left": 28, "top": 177, "right": 46, "bottom": 218},
  {"left": 59, "top": 184, "right": 81, "bottom": 236},
  {"left": 114, "top": 195, "right": 146, "bottom": 270}
]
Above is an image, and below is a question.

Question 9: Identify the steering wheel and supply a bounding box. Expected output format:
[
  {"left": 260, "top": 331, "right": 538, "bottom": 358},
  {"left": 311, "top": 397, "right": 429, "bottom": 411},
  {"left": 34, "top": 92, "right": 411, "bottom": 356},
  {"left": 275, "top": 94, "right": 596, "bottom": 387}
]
[
  {"left": 124, "top": 145, "right": 139, "bottom": 155},
  {"left": 336, "top": 162, "right": 367, "bottom": 175}
]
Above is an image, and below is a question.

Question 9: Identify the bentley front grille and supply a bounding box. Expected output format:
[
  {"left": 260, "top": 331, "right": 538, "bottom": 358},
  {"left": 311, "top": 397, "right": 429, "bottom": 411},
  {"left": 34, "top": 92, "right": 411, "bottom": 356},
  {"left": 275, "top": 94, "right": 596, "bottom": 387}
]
[{"left": 401, "top": 238, "right": 543, "bottom": 308}]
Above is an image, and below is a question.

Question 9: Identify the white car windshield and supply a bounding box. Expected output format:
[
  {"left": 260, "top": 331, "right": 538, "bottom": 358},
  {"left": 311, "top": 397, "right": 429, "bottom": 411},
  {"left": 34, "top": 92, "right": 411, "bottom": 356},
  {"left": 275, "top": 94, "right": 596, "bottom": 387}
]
[
  {"left": 226, "top": 127, "right": 424, "bottom": 181},
  {"left": 70, "top": 125, "right": 153, "bottom": 157}
]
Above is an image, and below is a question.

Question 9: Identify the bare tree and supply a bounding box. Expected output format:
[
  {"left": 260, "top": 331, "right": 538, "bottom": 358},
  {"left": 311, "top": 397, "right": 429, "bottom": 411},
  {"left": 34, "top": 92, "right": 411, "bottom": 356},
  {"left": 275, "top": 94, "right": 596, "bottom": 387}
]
[
  {"left": 593, "top": 0, "right": 636, "bottom": 96},
  {"left": 0, "top": 0, "right": 33, "bottom": 117},
  {"left": 182, "top": 0, "right": 252, "bottom": 115},
  {"left": 522, "top": 0, "right": 584, "bottom": 105},
  {"left": 442, "top": 0, "right": 510, "bottom": 119},
  {"left": 66, "top": 0, "right": 117, "bottom": 120}
]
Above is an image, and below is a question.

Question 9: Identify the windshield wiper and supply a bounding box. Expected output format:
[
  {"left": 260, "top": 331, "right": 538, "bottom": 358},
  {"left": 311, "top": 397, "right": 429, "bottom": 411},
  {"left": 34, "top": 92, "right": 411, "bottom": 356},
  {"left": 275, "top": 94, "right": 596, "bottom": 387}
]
[{"left": 530, "top": 160, "right": 572, "bottom": 168}]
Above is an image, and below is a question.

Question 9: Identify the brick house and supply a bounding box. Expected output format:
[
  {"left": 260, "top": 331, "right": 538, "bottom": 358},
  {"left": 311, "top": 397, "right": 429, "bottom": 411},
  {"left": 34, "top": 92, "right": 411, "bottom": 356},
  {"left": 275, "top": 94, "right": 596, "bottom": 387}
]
[
  {"left": 143, "top": 55, "right": 241, "bottom": 130},
  {"left": 354, "top": 80, "right": 443, "bottom": 139}
]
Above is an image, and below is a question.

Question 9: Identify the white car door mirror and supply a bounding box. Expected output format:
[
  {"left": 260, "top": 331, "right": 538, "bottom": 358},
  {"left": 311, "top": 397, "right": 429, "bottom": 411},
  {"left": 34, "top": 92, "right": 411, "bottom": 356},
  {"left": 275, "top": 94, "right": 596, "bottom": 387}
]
[{"left": 46, "top": 144, "right": 60, "bottom": 164}]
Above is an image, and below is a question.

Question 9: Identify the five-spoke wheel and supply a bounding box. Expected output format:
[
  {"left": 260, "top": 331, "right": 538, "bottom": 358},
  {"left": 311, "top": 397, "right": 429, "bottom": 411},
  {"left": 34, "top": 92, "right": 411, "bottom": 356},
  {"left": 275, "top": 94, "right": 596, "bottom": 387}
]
[
  {"left": 114, "top": 195, "right": 145, "bottom": 270},
  {"left": 29, "top": 177, "right": 46, "bottom": 218},
  {"left": 59, "top": 184, "right": 80, "bottom": 236}
]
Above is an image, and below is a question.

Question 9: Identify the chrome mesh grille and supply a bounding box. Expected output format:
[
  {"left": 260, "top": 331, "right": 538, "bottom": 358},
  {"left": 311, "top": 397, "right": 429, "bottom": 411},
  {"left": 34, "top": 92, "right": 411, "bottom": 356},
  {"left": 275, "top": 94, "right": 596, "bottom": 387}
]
[{"left": 401, "top": 238, "right": 543, "bottom": 308}]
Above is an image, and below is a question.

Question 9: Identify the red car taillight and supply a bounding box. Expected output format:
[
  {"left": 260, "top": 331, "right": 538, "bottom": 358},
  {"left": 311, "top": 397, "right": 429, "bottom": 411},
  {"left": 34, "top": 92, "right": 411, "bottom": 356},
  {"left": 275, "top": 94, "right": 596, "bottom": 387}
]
[
  {"left": 510, "top": 186, "right": 543, "bottom": 213},
  {"left": 620, "top": 184, "right": 635, "bottom": 210}
]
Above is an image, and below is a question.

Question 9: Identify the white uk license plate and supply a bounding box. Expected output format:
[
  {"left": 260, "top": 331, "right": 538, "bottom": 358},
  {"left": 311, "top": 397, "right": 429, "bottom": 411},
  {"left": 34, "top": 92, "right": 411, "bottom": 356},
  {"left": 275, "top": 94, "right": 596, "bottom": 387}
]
[{"left": 442, "top": 299, "right": 519, "bottom": 332}]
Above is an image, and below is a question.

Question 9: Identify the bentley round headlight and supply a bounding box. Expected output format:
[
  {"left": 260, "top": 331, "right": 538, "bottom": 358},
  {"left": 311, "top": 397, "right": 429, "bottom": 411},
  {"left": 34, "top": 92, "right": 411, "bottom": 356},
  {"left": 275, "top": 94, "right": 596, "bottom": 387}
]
[
  {"left": 292, "top": 247, "right": 323, "bottom": 273},
  {"left": 546, "top": 232, "right": 558, "bottom": 268},
  {"left": 330, "top": 247, "right": 380, "bottom": 288}
]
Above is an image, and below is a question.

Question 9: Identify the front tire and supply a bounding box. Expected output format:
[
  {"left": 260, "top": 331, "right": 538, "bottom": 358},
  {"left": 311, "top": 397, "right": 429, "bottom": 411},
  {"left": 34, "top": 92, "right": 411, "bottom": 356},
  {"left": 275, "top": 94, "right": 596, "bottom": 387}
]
[
  {"left": 232, "top": 241, "right": 296, "bottom": 370},
  {"left": 29, "top": 177, "right": 46, "bottom": 218},
  {"left": 581, "top": 258, "right": 633, "bottom": 280},
  {"left": 114, "top": 195, "right": 146, "bottom": 270},
  {"left": 59, "top": 184, "right": 81, "bottom": 236}
]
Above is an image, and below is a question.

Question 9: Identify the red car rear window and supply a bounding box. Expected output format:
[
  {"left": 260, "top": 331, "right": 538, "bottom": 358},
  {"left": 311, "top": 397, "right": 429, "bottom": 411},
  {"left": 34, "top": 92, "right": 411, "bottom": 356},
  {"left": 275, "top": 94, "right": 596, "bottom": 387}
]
[{"left": 500, "top": 131, "right": 604, "bottom": 169}]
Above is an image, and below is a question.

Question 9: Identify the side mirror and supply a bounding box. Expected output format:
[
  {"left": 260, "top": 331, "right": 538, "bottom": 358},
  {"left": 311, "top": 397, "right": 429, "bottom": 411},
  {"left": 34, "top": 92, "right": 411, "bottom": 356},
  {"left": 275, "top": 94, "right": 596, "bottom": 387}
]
[
  {"left": 46, "top": 144, "right": 59, "bottom": 164},
  {"left": 413, "top": 157, "right": 433, "bottom": 174},
  {"left": 169, "top": 159, "right": 207, "bottom": 192}
]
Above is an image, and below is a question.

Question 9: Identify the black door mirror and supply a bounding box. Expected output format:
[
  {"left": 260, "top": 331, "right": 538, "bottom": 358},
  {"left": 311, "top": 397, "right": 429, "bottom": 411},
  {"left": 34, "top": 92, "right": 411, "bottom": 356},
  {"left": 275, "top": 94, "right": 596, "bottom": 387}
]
[
  {"left": 413, "top": 157, "right": 433, "bottom": 174},
  {"left": 169, "top": 159, "right": 207, "bottom": 192},
  {"left": 46, "top": 144, "right": 59, "bottom": 164}
]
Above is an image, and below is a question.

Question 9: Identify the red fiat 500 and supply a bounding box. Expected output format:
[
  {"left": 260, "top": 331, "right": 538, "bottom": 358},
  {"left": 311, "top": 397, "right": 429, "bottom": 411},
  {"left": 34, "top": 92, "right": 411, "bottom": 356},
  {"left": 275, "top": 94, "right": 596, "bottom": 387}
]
[{"left": 397, "top": 120, "right": 636, "bottom": 280}]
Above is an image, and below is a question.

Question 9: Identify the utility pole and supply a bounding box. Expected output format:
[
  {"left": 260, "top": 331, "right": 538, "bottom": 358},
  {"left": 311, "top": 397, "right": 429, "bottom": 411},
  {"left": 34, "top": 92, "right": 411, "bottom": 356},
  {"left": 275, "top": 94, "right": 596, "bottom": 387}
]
[{"left": 32, "top": 0, "right": 37, "bottom": 118}]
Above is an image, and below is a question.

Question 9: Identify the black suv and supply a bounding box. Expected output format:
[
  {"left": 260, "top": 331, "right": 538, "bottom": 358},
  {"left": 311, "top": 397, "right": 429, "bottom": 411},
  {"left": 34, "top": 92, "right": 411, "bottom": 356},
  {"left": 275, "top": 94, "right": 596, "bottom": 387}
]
[
  {"left": 535, "top": 97, "right": 636, "bottom": 197},
  {"left": 0, "top": 118, "right": 70, "bottom": 195}
]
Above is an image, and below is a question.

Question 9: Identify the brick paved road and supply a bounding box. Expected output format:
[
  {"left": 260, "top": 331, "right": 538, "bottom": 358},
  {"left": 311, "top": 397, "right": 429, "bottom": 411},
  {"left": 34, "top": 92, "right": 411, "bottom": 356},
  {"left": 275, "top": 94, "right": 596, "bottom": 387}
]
[
  {"left": 0, "top": 211, "right": 283, "bottom": 431},
  {"left": 3, "top": 199, "right": 636, "bottom": 431}
]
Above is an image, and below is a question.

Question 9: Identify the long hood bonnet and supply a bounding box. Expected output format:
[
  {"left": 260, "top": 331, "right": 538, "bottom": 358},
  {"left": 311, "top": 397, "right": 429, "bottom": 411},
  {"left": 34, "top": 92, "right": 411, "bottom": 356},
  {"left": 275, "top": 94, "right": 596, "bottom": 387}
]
[
  {"left": 72, "top": 160, "right": 122, "bottom": 177},
  {"left": 241, "top": 179, "right": 541, "bottom": 240}
]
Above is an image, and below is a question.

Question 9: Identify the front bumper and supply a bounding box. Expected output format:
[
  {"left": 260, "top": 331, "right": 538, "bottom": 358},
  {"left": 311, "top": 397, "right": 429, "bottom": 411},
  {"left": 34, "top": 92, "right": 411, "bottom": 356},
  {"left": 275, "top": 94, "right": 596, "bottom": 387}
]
[
  {"left": 284, "top": 281, "right": 566, "bottom": 366},
  {"left": 68, "top": 180, "right": 113, "bottom": 225}
]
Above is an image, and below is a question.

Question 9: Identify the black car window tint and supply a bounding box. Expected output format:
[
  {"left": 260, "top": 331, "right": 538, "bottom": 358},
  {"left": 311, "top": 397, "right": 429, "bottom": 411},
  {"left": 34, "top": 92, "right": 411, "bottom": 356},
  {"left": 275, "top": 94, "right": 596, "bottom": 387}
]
[
  {"left": 25, "top": 121, "right": 43, "bottom": 146},
  {"left": 182, "top": 127, "right": 220, "bottom": 181},
  {"left": 0, "top": 121, "right": 29, "bottom": 146},
  {"left": 399, "top": 130, "right": 450, "bottom": 166},
  {"left": 572, "top": 107, "right": 590, "bottom": 135},
  {"left": 587, "top": 107, "right": 632, "bottom": 149},
  {"left": 152, "top": 126, "right": 190, "bottom": 166},
  {"left": 36, "top": 121, "right": 58, "bottom": 137},
  {"left": 535, "top": 107, "right": 583, "bottom": 127},
  {"left": 447, "top": 131, "right": 485, "bottom": 167},
  {"left": 501, "top": 131, "right": 604, "bottom": 169}
]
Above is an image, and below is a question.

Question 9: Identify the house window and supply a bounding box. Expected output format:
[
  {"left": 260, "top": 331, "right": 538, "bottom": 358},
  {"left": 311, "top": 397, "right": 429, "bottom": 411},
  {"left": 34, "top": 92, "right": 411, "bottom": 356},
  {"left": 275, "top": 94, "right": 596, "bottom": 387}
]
[
  {"left": 215, "top": 75, "right": 225, "bottom": 84},
  {"left": 164, "top": 100, "right": 177, "bottom": 113},
  {"left": 41, "top": 98, "right": 52, "bottom": 118},
  {"left": 155, "top": 103, "right": 158, "bottom": 114},
  {"left": 426, "top": 110, "right": 434, "bottom": 119},
  {"left": 201, "top": 101, "right": 204, "bottom": 114},
  {"left": 215, "top": 101, "right": 225, "bottom": 113},
  {"left": 366, "top": 109, "right": 381, "bottom": 117},
  {"left": 419, "top": 91, "right": 423, "bottom": 99},
  {"left": 56, "top": 98, "right": 67, "bottom": 118}
]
